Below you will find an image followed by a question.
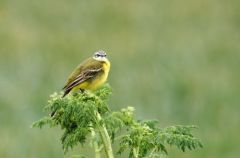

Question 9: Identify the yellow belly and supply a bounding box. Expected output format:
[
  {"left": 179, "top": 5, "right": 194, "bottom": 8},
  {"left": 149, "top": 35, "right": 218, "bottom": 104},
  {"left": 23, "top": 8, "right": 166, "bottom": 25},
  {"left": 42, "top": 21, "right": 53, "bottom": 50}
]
[{"left": 72, "top": 61, "right": 110, "bottom": 91}]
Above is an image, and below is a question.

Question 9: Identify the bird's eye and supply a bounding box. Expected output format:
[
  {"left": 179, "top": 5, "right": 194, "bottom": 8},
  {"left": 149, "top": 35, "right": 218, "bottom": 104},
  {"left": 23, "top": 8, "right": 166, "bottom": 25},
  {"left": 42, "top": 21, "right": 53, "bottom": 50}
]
[{"left": 95, "top": 54, "right": 100, "bottom": 57}]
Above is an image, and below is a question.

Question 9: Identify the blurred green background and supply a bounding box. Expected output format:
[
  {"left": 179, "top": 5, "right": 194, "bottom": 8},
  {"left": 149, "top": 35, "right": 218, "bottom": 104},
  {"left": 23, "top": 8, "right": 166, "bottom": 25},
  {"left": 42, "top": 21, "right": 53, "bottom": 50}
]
[{"left": 0, "top": 0, "right": 240, "bottom": 157}]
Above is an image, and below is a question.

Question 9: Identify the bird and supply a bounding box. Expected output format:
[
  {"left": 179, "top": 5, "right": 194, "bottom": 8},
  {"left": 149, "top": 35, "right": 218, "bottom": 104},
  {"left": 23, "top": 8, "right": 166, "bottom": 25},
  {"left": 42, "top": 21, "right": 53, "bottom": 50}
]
[{"left": 62, "top": 50, "right": 111, "bottom": 97}]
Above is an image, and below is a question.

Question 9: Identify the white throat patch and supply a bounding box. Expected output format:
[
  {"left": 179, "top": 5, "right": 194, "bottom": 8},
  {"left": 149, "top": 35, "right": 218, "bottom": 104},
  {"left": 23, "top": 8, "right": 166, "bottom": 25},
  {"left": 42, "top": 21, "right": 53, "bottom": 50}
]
[{"left": 93, "top": 56, "right": 108, "bottom": 62}]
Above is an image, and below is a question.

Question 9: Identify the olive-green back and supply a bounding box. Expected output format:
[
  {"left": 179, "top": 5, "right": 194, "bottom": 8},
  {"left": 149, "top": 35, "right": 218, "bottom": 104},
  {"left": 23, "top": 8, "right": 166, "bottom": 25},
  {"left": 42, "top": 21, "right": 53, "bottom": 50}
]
[{"left": 64, "top": 57, "right": 103, "bottom": 88}]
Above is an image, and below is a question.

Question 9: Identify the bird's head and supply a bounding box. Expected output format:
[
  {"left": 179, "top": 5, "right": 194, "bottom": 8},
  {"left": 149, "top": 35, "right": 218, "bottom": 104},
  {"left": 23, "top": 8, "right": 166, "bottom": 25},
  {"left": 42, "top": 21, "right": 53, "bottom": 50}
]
[{"left": 93, "top": 50, "right": 108, "bottom": 61}]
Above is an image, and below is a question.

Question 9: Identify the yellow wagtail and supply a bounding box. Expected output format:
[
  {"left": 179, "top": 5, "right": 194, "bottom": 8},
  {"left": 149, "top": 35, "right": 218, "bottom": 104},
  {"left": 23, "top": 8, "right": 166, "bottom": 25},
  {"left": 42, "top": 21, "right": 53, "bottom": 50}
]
[{"left": 62, "top": 50, "right": 110, "bottom": 97}]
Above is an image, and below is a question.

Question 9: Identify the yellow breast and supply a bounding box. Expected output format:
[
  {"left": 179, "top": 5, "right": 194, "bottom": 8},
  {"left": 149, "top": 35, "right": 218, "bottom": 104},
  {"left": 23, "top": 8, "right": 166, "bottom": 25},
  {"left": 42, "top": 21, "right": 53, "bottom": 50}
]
[
  {"left": 75, "top": 60, "right": 110, "bottom": 91},
  {"left": 88, "top": 60, "right": 110, "bottom": 90}
]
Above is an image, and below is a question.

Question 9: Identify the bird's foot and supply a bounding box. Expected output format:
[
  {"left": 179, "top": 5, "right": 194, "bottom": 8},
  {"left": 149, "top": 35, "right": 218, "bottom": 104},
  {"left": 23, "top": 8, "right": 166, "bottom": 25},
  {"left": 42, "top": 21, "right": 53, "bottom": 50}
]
[{"left": 79, "top": 89, "right": 85, "bottom": 93}]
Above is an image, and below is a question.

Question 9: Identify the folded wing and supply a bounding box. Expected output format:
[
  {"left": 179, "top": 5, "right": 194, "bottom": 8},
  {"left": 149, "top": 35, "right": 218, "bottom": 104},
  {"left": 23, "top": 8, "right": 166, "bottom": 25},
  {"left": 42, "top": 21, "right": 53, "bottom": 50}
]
[{"left": 62, "top": 66, "right": 102, "bottom": 97}]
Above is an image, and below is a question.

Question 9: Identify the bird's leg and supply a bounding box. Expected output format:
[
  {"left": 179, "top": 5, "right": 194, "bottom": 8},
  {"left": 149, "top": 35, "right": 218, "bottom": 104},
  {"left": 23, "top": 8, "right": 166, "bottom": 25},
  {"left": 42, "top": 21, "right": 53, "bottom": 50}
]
[
  {"left": 79, "top": 88, "right": 85, "bottom": 93},
  {"left": 72, "top": 89, "right": 86, "bottom": 97}
]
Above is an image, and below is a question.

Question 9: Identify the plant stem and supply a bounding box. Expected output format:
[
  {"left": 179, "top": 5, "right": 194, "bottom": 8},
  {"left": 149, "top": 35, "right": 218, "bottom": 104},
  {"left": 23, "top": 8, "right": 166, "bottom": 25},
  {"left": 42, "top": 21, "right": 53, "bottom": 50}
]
[
  {"left": 133, "top": 133, "right": 141, "bottom": 158},
  {"left": 149, "top": 147, "right": 157, "bottom": 157},
  {"left": 90, "top": 127, "right": 101, "bottom": 158},
  {"left": 133, "top": 146, "right": 139, "bottom": 158},
  {"left": 95, "top": 111, "right": 114, "bottom": 158}
]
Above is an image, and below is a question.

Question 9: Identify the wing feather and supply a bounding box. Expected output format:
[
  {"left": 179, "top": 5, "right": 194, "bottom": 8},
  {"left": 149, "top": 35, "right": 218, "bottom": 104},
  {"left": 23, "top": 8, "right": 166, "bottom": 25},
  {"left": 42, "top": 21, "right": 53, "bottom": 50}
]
[
  {"left": 62, "top": 60, "right": 103, "bottom": 97},
  {"left": 64, "top": 68, "right": 102, "bottom": 91}
]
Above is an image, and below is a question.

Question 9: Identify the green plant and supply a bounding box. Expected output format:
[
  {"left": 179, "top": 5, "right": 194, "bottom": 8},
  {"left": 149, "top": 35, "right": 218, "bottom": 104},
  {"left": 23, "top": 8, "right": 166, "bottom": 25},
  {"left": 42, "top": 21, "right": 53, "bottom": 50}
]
[{"left": 32, "top": 84, "right": 202, "bottom": 158}]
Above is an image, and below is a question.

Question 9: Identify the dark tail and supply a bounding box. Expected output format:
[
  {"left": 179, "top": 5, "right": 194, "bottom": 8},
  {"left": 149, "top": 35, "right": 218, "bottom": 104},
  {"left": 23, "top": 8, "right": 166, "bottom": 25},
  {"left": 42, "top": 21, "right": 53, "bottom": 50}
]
[
  {"left": 50, "top": 110, "right": 56, "bottom": 117},
  {"left": 62, "top": 88, "right": 71, "bottom": 98}
]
